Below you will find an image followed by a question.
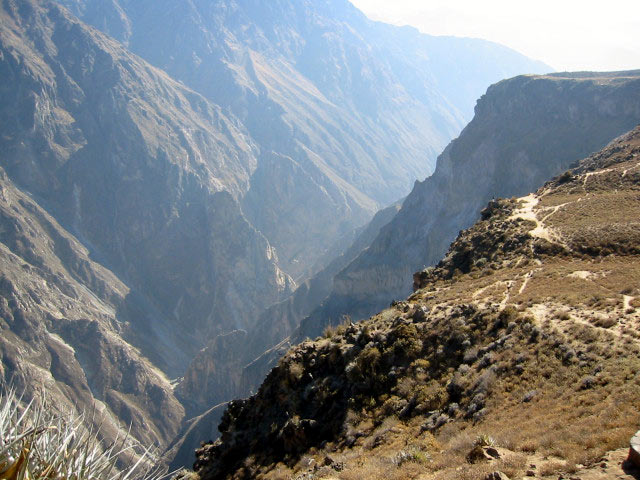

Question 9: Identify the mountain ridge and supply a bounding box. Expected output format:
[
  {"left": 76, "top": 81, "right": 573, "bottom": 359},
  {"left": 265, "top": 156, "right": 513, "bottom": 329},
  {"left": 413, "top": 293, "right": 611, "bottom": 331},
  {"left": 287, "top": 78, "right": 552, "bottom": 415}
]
[
  {"left": 292, "top": 70, "right": 640, "bottom": 341},
  {"left": 194, "top": 71, "right": 640, "bottom": 442},
  {"left": 226, "top": 71, "right": 640, "bottom": 415},
  {"left": 192, "top": 125, "right": 640, "bottom": 480}
]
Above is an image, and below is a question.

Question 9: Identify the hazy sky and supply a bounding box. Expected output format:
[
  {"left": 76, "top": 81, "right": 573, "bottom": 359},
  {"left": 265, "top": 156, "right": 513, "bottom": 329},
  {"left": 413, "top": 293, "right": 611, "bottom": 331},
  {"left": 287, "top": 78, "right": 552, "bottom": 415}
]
[{"left": 350, "top": 0, "right": 640, "bottom": 72}]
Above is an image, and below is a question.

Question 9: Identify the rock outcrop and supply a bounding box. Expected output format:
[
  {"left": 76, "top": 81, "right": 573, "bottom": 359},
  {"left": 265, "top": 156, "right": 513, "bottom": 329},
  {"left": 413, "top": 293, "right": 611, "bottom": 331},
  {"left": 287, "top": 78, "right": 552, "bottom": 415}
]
[{"left": 631, "top": 431, "right": 640, "bottom": 467}]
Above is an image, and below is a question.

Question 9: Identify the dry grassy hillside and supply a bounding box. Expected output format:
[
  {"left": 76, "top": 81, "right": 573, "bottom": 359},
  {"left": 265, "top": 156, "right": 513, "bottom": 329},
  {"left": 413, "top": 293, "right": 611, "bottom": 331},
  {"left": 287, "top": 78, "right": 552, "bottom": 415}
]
[{"left": 191, "top": 127, "right": 640, "bottom": 480}]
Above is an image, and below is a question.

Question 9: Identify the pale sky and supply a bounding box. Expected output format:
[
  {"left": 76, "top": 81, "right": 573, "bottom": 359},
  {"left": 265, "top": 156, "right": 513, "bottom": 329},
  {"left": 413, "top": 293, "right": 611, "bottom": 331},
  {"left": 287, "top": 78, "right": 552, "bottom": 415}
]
[{"left": 350, "top": 0, "right": 640, "bottom": 72}]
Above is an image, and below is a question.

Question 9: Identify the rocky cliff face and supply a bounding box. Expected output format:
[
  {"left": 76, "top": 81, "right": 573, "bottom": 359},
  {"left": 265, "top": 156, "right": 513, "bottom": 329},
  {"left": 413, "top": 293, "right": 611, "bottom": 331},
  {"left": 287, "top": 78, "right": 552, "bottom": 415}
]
[
  {"left": 0, "top": 166, "right": 184, "bottom": 449},
  {"left": 295, "top": 71, "right": 640, "bottom": 341},
  {"left": 55, "top": 0, "right": 549, "bottom": 280},
  {"left": 193, "top": 126, "right": 640, "bottom": 480}
]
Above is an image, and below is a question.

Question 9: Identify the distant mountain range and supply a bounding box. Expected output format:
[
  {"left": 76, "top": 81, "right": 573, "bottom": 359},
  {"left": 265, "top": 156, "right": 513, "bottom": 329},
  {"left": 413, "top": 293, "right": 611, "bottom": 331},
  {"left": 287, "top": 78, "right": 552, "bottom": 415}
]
[
  {"left": 1, "top": 0, "right": 555, "bottom": 466},
  {"left": 55, "top": 0, "right": 551, "bottom": 279}
]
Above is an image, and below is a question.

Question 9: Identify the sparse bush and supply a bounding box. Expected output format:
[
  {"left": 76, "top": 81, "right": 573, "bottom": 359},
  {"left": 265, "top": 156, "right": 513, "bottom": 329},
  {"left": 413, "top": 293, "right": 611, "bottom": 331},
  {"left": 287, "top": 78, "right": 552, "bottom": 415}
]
[
  {"left": 287, "top": 362, "right": 305, "bottom": 383},
  {"left": 323, "top": 324, "right": 337, "bottom": 338},
  {"left": 346, "top": 346, "right": 381, "bottom": 385},
  {"left": 538, "top": 460, "right": 566, "bottom": 476},
  {"left": 474, "top": 434, "right": 496, "bottom": 448},
  {"left": 556, "top": 170, "right": 574, "bottom": 184},
  {"left": 391, "top": 447, "right": 430, "bottom": 466}
]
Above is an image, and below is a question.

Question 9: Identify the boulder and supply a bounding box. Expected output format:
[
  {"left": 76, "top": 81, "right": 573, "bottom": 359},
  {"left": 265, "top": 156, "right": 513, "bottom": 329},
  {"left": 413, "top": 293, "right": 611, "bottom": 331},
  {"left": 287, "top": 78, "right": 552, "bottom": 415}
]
[
  {"left": 485, "top": 472, "right": 510, "bottom": 480},
  {"left": 467, "top": 445, "right": 502, "bottom": 463},
  {"left": 630, "top": 430, "right": 640, "bottom": 467}
]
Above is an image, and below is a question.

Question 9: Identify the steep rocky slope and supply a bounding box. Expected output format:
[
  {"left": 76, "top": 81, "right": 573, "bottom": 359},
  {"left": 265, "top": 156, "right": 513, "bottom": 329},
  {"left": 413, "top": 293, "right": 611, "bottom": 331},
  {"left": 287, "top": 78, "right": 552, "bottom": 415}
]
[
  {"left": 234, "top": 71, "right": 640, "bottom": 405},
  {"left": 294, "top": 71, "right": 640, "bottom": 341},
  {"left": 0, "top": 166, "right": 184, "bottom": 450},
  {"left": 193, "top": 127, "right": 640, "bottom": 480},
  {"left": 174, "top": 201, "right": 401, "bottom": 439},
  {"left": 0, "top": 0, "right": 294, "bottom": 377},
  {"left": 5, "top": 0, "right": 552, "bottom": 433},
  {"left": 167, "top": 402, "right": 229, "bottom": 473},
  {"left": 55, "top": 0, "right": 549, "bottom": 280}
]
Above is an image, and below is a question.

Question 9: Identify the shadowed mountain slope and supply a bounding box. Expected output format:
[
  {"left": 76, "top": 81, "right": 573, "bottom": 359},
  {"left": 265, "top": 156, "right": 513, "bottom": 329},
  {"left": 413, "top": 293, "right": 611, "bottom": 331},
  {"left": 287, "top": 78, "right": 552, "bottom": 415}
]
[
  {"left": 174, "top": 200, "right": 401, "bottom": 435},
  {"left": 0, "top": 165, "right": 184, "bottom": 449},
  {"left": 0, "top": 0, "right": 297, "bottom": 452},
  {"left": 0, "top": 0, "right": 294, "bottom": 373}
]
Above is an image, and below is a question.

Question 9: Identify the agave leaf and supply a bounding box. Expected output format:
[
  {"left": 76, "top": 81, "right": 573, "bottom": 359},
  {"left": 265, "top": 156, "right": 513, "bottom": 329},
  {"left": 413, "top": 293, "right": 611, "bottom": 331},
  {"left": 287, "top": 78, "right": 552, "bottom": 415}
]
[
  {"left": 36, "top": 463, "right": 55, "bottom": 480},
  {"left": 0, "top": 426, "right": 52, "bottom": 461},
  {"left": 0, "top": 447, "right": 29, "bottom": 480},
  {"left": 2, "top": 385, "right": 161, "bottom": 480}
]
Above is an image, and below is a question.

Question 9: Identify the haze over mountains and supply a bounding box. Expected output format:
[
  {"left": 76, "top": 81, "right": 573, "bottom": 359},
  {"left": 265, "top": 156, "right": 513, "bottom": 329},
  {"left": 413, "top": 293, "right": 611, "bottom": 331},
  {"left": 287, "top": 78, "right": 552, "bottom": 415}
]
[
  {"left": 55, "top": 0, "right": 551, "bottom": 280},
  {"left": 0, "top": 0, "right": 554, "bottom": 462}
]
